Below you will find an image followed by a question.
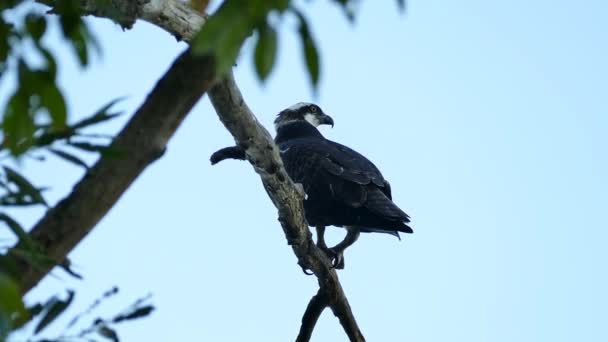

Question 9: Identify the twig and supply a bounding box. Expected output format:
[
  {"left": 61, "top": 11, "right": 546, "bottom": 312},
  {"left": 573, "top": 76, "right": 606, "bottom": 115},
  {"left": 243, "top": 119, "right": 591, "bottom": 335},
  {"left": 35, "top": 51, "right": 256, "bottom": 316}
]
[
  {"left": 296, "top": 289, "right": 329, "bottom": 342},
  {"left": 209, "top": 146, "right": 245, "bottom": 164}
]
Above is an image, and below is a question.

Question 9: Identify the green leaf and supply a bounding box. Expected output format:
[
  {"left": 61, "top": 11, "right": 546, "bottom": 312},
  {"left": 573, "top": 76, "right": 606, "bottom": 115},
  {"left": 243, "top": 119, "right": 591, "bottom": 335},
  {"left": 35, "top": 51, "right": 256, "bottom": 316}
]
[
  {"left": 192, "top": 0, "right": 288, "bottom": 76},
  {"left": 17, "top": 58, "right": 47, "bottom": 92},
  {"left": 112, "top": 305, "right": 155, "bottom": 323},
  {"left": 0, "top": 0, "right": 23, "bottom": 11},
  {"left": 41, "top": 84, "right": 67, "bottom": 129},
  {"left": 269, "top": 0, "right": 290, "bottom": 12},
  {"left": 0, "top": 273, "right": 27, "bottom": 337},
  {"left": 97, "top": 323, "right": 119, "bottom": 342},
  {"left": 72, "top": 98, "right": 124, "bottom": 130},
  {"left": 2, "top": 57, "right": 67, "bottom": 156},
  {"left": 37, "top": 46, "right": 58, "bottom": 81},
  {"left": 48, "top": 148, "right": 89, "bottom": 169},
  {"left": 0, "top": 213, "right": 36, "bottom": 250},
  {"left": 0, "top": 256, "right": 19, "bottom": 280},
  {"left": 3, "top": 166, "right": 47, "bottom": 206},
  {"left": 294, "top": 10, "right": 321, "bottom": 88},
  {"left": 0, "top": 21, "right": 13, "bottom": 72},
  {"left": 28, "top": 303, "right": 44, "bottom": 318},
  {"left": 0, "top": 194, "right": 31, "bottom": 206},
  {"left": 58, "top": 259, "right": 83, "bottom": 280},
  {"left": 2, "top": 92, "right": 35, "bottom": 156},
  {"left": 8, "top": 248, "right": 53, "bottom": 272},
  {"left": 70, "top": 27, "right": 89, "bottom": 66},
  {"left": 191, "top": 0, "right": 255, "bottom": 75},
  {"left": 302, "top": 34, "right": 320, "bottom": 88},
  {"left": 25, "top": 14, "right": 47, "bottom": 41},
  {"left": 254, "top": 23, "right": 278, "bottom": 81},
  {"left": 34, "top": 128, "right": 75, "bottom": 148},
  {"left": 55, "top": 0, "right": 92, "bottom": 66},
  {"left": 68, "top": 142, "right": 126, "bottom": 158},
  {"left": 34, "top": 290, "right": 75, "bottom": 334},
  {"left": 68, "top": 141, "right": 110, "bottom": 152}
]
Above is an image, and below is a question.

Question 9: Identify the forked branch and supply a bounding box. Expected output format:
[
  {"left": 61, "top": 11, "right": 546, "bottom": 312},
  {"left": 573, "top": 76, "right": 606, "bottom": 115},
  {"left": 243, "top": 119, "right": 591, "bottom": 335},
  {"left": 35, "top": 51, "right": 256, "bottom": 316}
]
[
  {"left": 296, "top": 289, "right": 329, "bottom": 342},
  {"left": 209, "top": 72, "right": 365, "bottom": 341}
]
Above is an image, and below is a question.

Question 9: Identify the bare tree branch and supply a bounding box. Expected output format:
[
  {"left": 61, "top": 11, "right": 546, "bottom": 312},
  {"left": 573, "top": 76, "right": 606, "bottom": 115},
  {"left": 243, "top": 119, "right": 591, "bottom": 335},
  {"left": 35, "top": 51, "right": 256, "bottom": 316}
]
[
  {"left": 39, "top": 0, "right": 206, "bottom": 36},
  {"left": 209, "top": 145, "right": 245, "bottom": 164},
  {"left": 296, "top": 289, "right": 329, "bottom": 342},
  {"left": 139, "top": 0, "right": 206, "bottom": 41},
  {"left": 10, "top": 49, "right": 216, "bottom": 294}
]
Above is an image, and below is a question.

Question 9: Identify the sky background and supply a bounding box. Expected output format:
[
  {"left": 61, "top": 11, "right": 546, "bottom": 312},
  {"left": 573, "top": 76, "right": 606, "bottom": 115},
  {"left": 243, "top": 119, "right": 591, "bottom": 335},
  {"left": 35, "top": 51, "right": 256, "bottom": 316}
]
[{"left": 1, "top": 0, "right": 607, "bottom": 341}]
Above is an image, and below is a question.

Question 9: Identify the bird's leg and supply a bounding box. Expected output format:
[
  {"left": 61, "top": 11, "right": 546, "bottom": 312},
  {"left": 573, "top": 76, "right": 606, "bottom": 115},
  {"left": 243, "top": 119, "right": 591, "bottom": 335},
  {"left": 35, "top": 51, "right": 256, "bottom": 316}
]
[
  {"left": 328, "top": 227, "right": 361, "bottom": 269},
  {"left": 315, "top": 226, "right": 338, "bottom": 266},
  {"left": 315, "top": 226, "right": 328, "bottom": 250}
]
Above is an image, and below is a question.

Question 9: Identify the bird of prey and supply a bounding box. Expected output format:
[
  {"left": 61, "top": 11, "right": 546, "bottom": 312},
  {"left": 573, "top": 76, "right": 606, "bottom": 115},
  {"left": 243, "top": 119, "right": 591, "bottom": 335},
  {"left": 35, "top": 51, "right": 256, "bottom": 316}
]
[
  {"left": 210, "top": 103, "right": 412, "bottom": 268},
  {"left": 272, "top": 102, "right": 412, "bottom": 268}
]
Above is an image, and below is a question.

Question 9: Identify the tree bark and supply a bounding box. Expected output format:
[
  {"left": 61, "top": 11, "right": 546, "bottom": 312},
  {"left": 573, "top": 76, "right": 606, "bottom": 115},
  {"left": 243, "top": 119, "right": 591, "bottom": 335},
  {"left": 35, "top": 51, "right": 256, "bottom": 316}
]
[{"left": 296, "top": 289, "right": 329, "bottom": 342}]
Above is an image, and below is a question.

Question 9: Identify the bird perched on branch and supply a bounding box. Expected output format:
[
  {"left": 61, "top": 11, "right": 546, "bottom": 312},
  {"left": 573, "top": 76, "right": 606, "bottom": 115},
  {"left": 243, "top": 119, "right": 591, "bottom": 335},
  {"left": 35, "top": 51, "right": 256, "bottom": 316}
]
[
  {"left": 210, "top": 103, "right": 412, "bottom": 269},
  {"left": 272, "top": 103, "right": 412, "bottom": 268}
]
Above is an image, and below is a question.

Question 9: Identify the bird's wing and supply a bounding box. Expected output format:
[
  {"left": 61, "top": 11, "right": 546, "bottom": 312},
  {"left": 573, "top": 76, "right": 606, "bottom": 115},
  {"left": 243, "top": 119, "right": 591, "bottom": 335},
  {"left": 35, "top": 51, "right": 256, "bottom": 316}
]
[
  {"left": 319, "top": 141, "right": 410, "bottom": 220},
  {"left": 279, "top": 139, "right": 369, "bottom": 205},
  {"left": 279, "top": 138, "right": 411, "bottom": 230},
  {"left": 320, "top": 140, "right": 387, "bottom": 188},
  {"left": 283, "top": 139, "right": 391, "bottom": 197}
]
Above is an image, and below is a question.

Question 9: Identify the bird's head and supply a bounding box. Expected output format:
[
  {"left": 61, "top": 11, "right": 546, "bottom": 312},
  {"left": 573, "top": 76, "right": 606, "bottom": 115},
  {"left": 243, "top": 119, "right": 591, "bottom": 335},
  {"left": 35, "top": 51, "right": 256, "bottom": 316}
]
[{"left": 274, "top": 102, "right": 334, "bottom": 130}]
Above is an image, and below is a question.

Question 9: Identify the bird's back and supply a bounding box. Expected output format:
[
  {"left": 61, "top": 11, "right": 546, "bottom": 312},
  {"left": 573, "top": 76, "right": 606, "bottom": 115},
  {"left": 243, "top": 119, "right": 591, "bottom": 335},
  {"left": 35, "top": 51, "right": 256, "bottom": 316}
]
[{"left": 277, "top": 128, "right": 412, "bottom": 235}]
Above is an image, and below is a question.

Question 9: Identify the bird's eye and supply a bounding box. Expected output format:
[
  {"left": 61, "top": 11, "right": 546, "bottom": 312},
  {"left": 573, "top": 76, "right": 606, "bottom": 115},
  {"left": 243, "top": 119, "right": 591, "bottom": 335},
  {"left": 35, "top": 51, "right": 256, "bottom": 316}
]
[{"left": 310, "top": 106, "right": 317, "bottom": 112}]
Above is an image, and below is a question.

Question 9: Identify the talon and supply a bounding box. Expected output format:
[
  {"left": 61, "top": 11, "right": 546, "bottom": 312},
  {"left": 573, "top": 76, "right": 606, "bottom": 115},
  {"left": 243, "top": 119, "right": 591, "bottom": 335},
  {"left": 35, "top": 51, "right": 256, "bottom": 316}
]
[
  {"left": 318, "top": 246, "right": 334, "bottom": 262},
  {"left": 302, "top": 268, "right": 314, "bottom": 276},
  {"left": 333, "top": 251, "right": 345, "bottom": 269},
  {"left": 318, "top": 246, "right": 345, "bottom": 270},
  {"left": 330, "top": 249, "right": 345, "bottom": 270},
  {"left": 299, "top": 261, "right": 315, "bottom": 275}
]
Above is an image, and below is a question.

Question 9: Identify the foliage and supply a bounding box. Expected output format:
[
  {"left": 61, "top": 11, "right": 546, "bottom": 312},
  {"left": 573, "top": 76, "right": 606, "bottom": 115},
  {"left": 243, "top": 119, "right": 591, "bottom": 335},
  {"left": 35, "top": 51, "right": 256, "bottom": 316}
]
[
  {"left": 0, "top": 284, "right": 154, "bottom": 342},
  {"left": 0, "top": 0, "right": 98, "bottom": 157},
  {"left": 0, "top": 99, "right": 122, "bottom": 340},
  {"left": 0, "top": 273, "right": 28, "bottom": 340},
  {"left": 192, "top": 0, "right": 405, "bottom": 88}
]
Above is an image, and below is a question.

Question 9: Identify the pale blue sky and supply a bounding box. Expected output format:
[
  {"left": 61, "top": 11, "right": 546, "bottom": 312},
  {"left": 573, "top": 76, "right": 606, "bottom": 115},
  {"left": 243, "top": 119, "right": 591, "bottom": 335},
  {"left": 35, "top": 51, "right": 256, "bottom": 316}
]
[{"left": 2, "top": 0, "right": 607, "bottom": 341}]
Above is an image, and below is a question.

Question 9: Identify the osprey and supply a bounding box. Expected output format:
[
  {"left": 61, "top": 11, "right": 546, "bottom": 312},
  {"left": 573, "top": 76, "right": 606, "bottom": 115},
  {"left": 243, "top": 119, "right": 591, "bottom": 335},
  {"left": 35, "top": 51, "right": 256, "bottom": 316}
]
[
  {"left": 273, "top": 102, "right": 412, "bottom": 268},
  {"left": 210, "top": 103, "right": 412, "bottom": 268}
]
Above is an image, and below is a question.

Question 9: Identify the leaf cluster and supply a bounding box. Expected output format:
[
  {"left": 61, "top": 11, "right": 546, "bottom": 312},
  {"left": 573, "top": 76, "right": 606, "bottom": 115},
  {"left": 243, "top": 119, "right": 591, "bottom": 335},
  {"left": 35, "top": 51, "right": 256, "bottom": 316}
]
[
  {"left": 0, "top": 99, "right": 122, "bottom": 340},
  {"left": 0, "top": 284, "right": 154, "bottom": 342},
  {"left": 192, "top": 0, "right": 405, "bottom": 90},
  {"left": 0, "top": 97, "right": 122, "bottom": 233},
  {"left": 1, "top": 0, "right": 98, "bottom": 157}
]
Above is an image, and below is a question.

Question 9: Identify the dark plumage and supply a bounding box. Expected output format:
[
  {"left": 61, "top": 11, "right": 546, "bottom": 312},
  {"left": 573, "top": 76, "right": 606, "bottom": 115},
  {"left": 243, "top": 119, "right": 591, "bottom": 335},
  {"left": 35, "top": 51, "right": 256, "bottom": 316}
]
[{"left": 274, "top": 102, "right": 412, "bottom": 268}]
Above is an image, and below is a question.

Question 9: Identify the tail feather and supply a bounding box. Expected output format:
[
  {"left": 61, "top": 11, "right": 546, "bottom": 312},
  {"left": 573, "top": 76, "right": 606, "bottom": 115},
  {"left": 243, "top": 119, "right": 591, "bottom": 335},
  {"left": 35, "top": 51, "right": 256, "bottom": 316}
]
[
  {"left": 364, "top": 187, "right": 411, "bottom": 222},
  {"left": 357, "top": 227, "right": 410, "bottom": 238},
  {"left": 358, "top": 187, "right": 413, "bottom": 235}
]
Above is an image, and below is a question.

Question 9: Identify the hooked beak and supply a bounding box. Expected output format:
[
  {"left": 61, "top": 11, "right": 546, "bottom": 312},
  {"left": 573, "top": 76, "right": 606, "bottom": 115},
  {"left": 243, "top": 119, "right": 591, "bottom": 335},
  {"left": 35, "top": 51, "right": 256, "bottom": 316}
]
[{"left": 320, "top": 114, "right": 334, "bottom": 128}]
